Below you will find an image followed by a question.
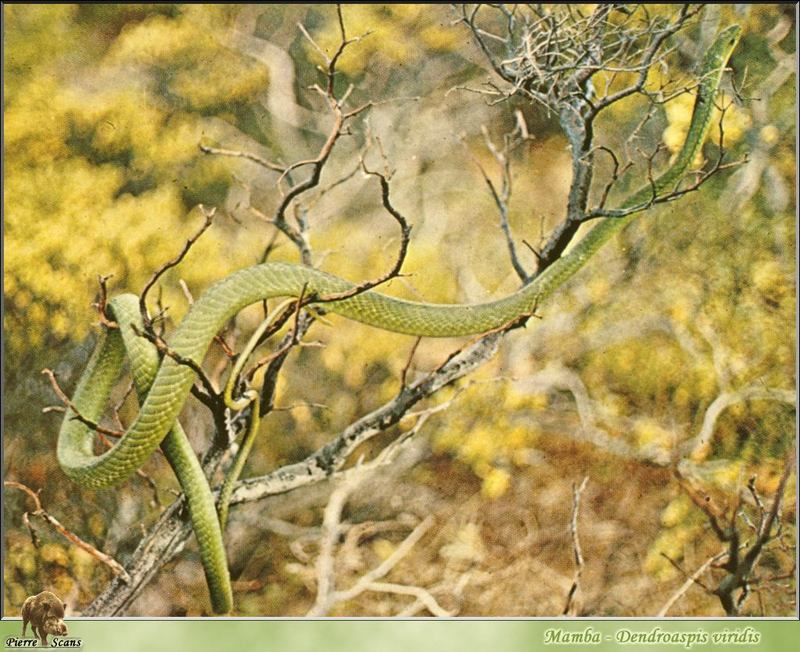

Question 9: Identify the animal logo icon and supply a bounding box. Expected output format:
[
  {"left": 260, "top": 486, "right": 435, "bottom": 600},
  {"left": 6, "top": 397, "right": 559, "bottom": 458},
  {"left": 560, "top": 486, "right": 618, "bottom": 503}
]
[{"left": 20, "top": 591, "right": 68, "bottom": 646}]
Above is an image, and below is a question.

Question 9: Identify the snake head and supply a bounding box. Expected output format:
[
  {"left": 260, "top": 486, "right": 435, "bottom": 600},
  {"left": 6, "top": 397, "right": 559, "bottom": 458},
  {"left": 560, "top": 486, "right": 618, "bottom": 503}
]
[
  {"left": 719, "top": 24, "right": 742, "bottom": 45},
  {"left": 711, "top": 24, "right": 742, "bottom": 65},
  {"left": 696, "top": 24, "right": 741, "bottom": 94}
]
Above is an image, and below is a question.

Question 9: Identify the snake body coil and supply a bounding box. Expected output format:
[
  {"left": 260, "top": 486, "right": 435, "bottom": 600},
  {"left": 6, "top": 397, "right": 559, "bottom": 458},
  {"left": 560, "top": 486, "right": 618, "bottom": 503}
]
[{"left": 57, "top": 26, "right": 740, "bottom": 614}]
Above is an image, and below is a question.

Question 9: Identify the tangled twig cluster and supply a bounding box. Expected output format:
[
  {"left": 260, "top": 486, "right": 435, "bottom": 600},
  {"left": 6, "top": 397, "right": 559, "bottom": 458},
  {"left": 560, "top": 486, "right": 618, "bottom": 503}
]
[{"left": 461, "top": 4, "right": 704, "bottom": 116}]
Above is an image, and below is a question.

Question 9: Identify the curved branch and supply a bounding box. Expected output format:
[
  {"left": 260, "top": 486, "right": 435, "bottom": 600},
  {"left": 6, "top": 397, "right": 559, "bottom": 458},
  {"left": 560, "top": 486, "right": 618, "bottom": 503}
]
[{"left": 684, "top": 385, "right": 796, "bottom": 457}]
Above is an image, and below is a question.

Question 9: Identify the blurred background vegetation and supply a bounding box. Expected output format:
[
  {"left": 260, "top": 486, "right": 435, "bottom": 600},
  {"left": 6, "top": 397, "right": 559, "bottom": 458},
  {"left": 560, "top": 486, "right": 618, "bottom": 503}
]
[{"left": 3, "top": 4, "right": 796, "bottom": 616}]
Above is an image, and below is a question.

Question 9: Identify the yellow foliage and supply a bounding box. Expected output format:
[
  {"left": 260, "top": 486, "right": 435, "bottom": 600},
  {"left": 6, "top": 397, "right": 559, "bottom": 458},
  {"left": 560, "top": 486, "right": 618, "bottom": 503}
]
[
  {"left": 756, "top": 471, "right": 791, "bottom": 498},
  {"left": 662, "top": 94, "right": 695, "bottom": 152},
  {"left": 759, "top": 124, "right": 780, "bottom": 146},
  {"left": 108, "top": 14, "right": 201, "bottom": 66},
  {"left": 714, "top": 98, "right": 752, "bottom": 145},
  {"left": 459, "top": 427, "right": 496, "bottom": 466},
  {"left": 668, "top": 295, "right": 695, "bottom": 324},
  {"left": 663, "top": 92, "right": 751, "bottom": 164},
  {"left": 39, "top": 543, "right": 70, "bottom": 567},
  {"left": 660, "top": 494, "right": 692, "bottom": 528},
  {"left": 587, "top": 276, "right": 611, "bottom": 303},
  {"left": 428, "top": 378, "right": 544, "bottom": 486},
  {"left": 432, "top": 429, "right": 464, "bottom": 455},
  {"left": 481, "top": 467, "right": 511, "bottom": 499},
  {"left": 371, "top": 538, "right": 396, "bottom": 562},
  {"left": 88, "top": 513, "right": 107, "bottom": 540},
  {"left": 308, "top": 5, "right": 462, "bottom": 75},
  {"left": 690, "top": 441, "right": 712, "bottom": 463},
  {"left": 52, "top": 573, "right": 75, "bottom": 599},
  {"left": 634, "top": 418, "right": 675, "bottom": 451},
  {"left": 752, "top": 260, "right": 792, "bottom": 303},
  {"left": 643, "top": 523, "right": 701, "bottom": 580},
  {"left": 504, "top": 425, "right": 530, "bottom": 451},
  {"left": 69, "top": 547, "right": 98, "bottom": 584},
  {"left": 168, "top": 53, "right": 268, "bottom": 111},
  {"left": 439, "top": 523, "right": 486, "bottom": 564},
  {"left": 3, "top": 5, "right": 269, "bottom": 353},
  {"left": 644, "top": 65, "right": 665, "bottom": 94},
  {"left": 3, "top": 5, "right": 80, "bottom": 93},
  {"left": 708, "top": 460, "right": 745, "bottom": 491},
  {"left": 673, "top": 386, "right": 691, "bottom": 409},
  {"left": 4, "top": 77, "right": 72, "bottom": 164},
  {"left": 16, "top": 552, "right": 37, "bottom": 579},
  {"left": 418, "top": 24, "right": 462, "bottom": 51}
]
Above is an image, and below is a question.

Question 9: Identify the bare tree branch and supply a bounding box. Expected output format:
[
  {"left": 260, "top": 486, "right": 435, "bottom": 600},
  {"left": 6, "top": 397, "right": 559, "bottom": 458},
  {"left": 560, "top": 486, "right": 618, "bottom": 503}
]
[
  {"left": 563, "top": 476, "right": 589, "bottom": 615},
  {"left": 199, "top": 144, "right": 284, "bottom": 173},
  {"left": 5, "top": 481, "right": 130, "bottom": 582},
  {"left": 82, "top": 328, "right": 508, "bottom": 615},
  {"left": 675, "top": 452, "right": 796, "bottom": 616},
  {"left": 41, "top": 369, "right": 124, "bottom": 440},
  {"left": 139, "top": 206, "right": 217, "bottom": 329}
]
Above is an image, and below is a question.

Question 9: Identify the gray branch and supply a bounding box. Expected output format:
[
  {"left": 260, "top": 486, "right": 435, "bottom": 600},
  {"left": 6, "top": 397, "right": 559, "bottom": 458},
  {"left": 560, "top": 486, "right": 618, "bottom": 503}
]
[{"left": 82, "top": 331, "right": 505, "bottom": 615}]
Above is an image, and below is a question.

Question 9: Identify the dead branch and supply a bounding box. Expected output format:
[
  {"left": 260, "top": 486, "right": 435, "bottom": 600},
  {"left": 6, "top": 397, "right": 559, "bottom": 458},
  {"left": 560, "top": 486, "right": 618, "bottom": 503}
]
[
  {"left": 460, "top": 4, "right": 729, "bottom": 279},
  {"left": 199, "top": 144, "right": 284, "bottom": 173},
  {"left": 676, "top": 452, "right": 796, "bottom": 616},
  {"left": 683, "top": 385, "right": 796, "bottom": 458},
  {"left": 563, "top": 476, "right": 589, "bottom": 615},
  {"left": 82, "top": 326, "right": 509, "bottom": 615},
  {"left": 41, "top": 369, "right": 124, "bottom": 440},
  {"left": 92, "top": 274, "right": 118, "bottom": 329},
  {"left": 464, "top": 120, "right": 532, "bottom": 282},
  {"left": 313, "top": 166, "right": 412, "bottom": 305},
  {"left": 130, "top": 324, "right": 222, "bottom": 411},
  {"left": 5, "top": 481, "right": 130, "bottom": 582},
  {"left": 139, "top": 206, "right": 217, "bottom": 329},
  {"left": 304, "top": 416, "right": 442, "bottom": 616}
]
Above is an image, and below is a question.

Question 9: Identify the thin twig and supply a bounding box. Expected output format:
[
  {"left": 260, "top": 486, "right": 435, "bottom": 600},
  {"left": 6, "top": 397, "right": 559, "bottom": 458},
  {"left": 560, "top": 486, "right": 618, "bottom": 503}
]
[
  {"left": 5, "top": 481, "right": 131, "bottom": 581},
  {"left": 199, "top": 144, "right": 284, "bottom": 173},
  {"left": 463, "top": 126, "right": 529, "bottom": 282},
  {"left": 307, "top": 416, "right": 437, "bottom": 616},
  {"left": 400, "top": 337, "right": 422, "bottom": 390},
  {"left": 130, "top": 324, "right": 221, "bottom": 407},
  {"left": 563, "top": 476, "right": 589, "bottom": 615},
  {"left": 41, "top": 369, "right": 124, "bottom": 439},
  {"left": 659, "top": 552, "right": 715, "bottom": 595},
  {"left": 247, "top": 286, "right": 309, "bottom": 383},
  {"left": 314, "top": 167, "right": 411, "bottom": 304},
  {"left": 361, "top": 581, "right": 454, "bottom": 617},
  {"left": 139, "top": 206, "right": 216, "bottom": 328},
  {"left": 92, "top": 274, "right": 118, "bottom": 329}
]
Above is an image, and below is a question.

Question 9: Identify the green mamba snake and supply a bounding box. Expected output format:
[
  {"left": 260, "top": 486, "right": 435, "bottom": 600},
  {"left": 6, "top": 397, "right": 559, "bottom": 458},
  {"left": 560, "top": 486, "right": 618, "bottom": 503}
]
[{"left": 57, "top": 26, "right": 740, "bottom": 614}]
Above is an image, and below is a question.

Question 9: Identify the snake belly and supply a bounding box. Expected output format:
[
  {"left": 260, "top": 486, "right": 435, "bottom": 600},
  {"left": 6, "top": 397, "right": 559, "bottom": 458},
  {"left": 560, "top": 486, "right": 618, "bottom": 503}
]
[{"left": 56, "top": 25, "right": 740, "bottom": 614}]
